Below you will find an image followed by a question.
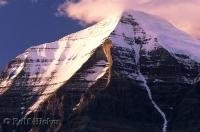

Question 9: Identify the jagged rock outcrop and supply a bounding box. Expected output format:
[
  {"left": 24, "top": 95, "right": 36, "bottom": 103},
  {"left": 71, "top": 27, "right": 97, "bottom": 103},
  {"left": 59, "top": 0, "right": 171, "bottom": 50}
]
[{"left": 0, "top": 10, "right": 200, "bottom": 132}]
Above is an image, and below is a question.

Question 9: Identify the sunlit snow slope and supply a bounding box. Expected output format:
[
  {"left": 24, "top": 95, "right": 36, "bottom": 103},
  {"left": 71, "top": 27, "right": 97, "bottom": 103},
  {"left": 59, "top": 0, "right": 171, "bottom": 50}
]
[
  {"left": 0, "top": 10, "right": 200, "bottom": 132},
  {"left": 0, "top": 13, "right": 120, "bottom": 114}
]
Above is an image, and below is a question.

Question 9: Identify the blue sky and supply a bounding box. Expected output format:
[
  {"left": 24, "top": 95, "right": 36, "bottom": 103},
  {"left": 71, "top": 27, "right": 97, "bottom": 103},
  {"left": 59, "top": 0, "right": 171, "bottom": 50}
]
[{"left": 0, "top": 0, "right": 82, "bottom": 71}]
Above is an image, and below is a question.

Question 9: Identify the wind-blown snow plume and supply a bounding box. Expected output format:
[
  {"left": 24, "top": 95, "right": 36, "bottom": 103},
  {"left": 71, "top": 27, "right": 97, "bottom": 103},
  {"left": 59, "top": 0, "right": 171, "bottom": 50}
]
[
  {"left": 57, "top": 0, "right": 149, "bottom": 23},
  {"left": 58, "top": 0, "right": 200, "bottom": 38},
  {"left": 57, "top": 0, "right": 127, "bottom": 24}
]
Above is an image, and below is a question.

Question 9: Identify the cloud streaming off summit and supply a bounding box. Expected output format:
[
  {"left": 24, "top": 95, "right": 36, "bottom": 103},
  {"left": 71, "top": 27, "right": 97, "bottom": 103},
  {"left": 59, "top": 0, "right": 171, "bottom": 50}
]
[{"left": 59, "top": 0, "right": 200, "bottom": 38}]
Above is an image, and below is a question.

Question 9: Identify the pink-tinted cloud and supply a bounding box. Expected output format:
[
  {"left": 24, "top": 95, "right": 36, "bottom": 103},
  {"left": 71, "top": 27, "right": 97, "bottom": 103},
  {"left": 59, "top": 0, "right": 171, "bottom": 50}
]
[
  {"left": 57, "top": 0, "right": 125, "bottom": 24},
  {"left": 0, "top": 0, "right": 8, "bottom": 6},
  {"left": 58, "top": 0, "right": 200, "bottom": 38},
  {"left": 136, "top": 0, "right": 200, "bottom": 38}
]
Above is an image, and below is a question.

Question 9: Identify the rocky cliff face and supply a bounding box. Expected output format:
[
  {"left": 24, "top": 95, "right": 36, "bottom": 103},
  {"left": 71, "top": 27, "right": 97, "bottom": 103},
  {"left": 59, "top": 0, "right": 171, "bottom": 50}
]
[{"left": 0, "top": 10, "right": 200, "bottom": 132}]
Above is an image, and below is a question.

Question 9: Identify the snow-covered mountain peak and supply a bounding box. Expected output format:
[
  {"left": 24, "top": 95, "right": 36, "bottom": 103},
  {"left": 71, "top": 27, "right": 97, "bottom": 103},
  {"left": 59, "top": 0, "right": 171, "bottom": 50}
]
[
  {"left": 1, "top": 10, "right": 200, "bottom": 132},
  {"left": 1, "top": 9, "right": 200, "bottom": 120},
  {"left": 0, "top": 12, "right": 121, "bottom": 114},
  {"left": 121, "top": 10, "right": 200, "bottom": 62}
]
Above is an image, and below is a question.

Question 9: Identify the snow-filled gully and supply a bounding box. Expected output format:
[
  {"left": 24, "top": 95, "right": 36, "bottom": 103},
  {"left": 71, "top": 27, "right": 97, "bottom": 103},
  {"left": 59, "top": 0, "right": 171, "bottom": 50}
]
[{"left": 139, "top": 73, "right": 168, "bottom": 132}]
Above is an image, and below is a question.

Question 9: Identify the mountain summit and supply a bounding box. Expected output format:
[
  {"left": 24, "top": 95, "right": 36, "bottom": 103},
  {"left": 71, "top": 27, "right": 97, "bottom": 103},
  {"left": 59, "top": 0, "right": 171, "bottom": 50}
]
[{"left": 0, "top": 10, "right": 200, "bottom": 132}]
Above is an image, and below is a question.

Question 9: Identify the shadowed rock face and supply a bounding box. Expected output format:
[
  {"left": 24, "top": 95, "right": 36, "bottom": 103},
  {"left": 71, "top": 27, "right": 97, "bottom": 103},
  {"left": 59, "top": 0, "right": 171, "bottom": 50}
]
[{"left": 0, "top": 11, "right": 200, "bottom": 132}]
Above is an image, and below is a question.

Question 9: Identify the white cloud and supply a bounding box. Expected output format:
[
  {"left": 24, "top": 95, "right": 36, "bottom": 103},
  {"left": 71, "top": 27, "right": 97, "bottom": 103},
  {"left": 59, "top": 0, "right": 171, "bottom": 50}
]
[
  {"left": 57, "top": 0, "right": 125, "bottom": 24},
  {"left": 58, "top": 0, "right": 200, "bottom": 38},
  {"left": 0, "top": 0, "right": 8, "bottom": 6}
]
